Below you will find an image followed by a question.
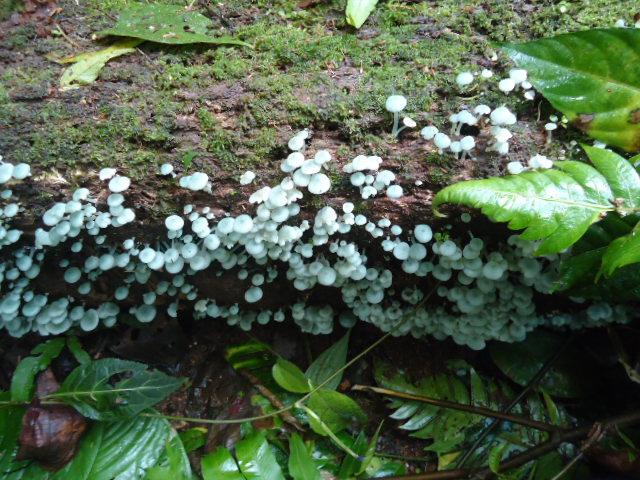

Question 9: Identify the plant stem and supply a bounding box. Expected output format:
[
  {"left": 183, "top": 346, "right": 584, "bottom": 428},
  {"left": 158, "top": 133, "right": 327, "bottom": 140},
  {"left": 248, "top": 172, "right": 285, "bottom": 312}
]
[
  {"left": 352, "top": 385, "right": 562, "bottom": 433},
  {"left": 455, "top": 335, "right": 572, "bottom": 467},
  {"left": 379, "top": 410, "right": 640, "bottom": 480}
]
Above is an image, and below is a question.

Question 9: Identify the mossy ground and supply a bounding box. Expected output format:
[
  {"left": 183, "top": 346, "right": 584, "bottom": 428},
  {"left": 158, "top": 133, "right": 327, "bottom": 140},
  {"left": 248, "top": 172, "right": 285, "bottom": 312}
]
[{"left": 0, "top": 0, "right": 635, "bottom": 218}]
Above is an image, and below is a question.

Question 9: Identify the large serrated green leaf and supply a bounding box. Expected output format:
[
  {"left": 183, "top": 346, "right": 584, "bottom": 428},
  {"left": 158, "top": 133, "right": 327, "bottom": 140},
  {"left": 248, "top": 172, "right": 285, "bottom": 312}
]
[
  {"left": 50, "top": 358, "right": 184, "bottom": 420},
  {"left": 502, "top": 28, "right": 640, "bottom": 152},
  {"left": 433, "top": 160, "right": 616, "bottom": 254},
  {"left": 96, "top": 3, "right": 250, "bottom": 47}
]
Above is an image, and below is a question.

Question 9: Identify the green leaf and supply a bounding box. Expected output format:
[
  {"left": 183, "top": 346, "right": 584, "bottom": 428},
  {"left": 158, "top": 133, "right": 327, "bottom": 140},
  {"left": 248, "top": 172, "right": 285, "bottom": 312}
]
[
  {"left": 145, "top": 429, "right": 193, "bottom": 480},
  {"left": 345, "top": 0, "right": 379, "bottom": 29},
  {"left": 555, "top": 247, "right": 605, "bottom": 291},
  {"left": 307, "top": 389, "right": 367, "bottom": 435},
  {"left": 288, "top": 433, "right": 323, "bottom": 480},
  {"left": 52, "top": 358, "right": 184, "bottom": 420},
  {"left": 235, "top": 432, "right": 285, "bottom": 480},
  {"left": 488, "top": 443, "right": 508, "bottom": 474},
  {"left": 489, "top": 331, "right": 590, "bottom": 398},
  {"left": 96, "top": 3, "right": 251, "bottom": 47},
  {"left": 0, "top": 393, "right": 26, "bottom": 475},
  {"left": 582, "top": 146, "right": 640, "bottom": 208},
  {"left": 433, "top": 155, "right": 626, "bottom": 255},
  {"left": 502, "top": 28, "right": 640, "bottom": 152},
  {"left": 59, "top": 39, "right": 142, "bottom": 91},
  {"left": 601, "top": 229, "right": 640, "bottom": 277},
  {"left": 272, "top": 358, "right": 310, "bottom": 393},
  {"left": 66, "top": 337, "right": 91, "bottom": 365},
  {"left": 55, "top": 416, "right": 170, "bottom": 480},
  {"left": 11, "top": 338, "right": 66, "bottom": 402},
  {"left": 179, "top": 427, "right": 208, "bottom": 453},
  {"left": 201, "top": 448, "right": 243, "bottom": 480},
  {"left": 306, "top": 331, "right": 350, "bottom": 391}
]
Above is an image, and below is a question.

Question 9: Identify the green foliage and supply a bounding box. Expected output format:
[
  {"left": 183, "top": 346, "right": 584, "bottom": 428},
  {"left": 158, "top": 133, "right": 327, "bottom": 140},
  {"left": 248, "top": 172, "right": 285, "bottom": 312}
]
[
  {"left": 51, "top": 358, "right": 184, "bottom": 420},
  {"left": 433, "top": 146, "right": 640, "bottom": 255},
  {"left": 305, "top": 331, "right": 350, "bottom": 391},
  {"left": 201, "top": 432, "right": 285, "bottom": 480},
  {"left": 10, "top": 338, "right": 66, "bottom": 402},
  {"left": 58, "top": 39, "right": 142, "bottom": 91},
  {"left": 490, "top": 331, "right": 591, "bottom": 398},
  {"left": 145, "top": 429, "right": 194, "bottom": 480},
  {"left": 288, "top": 434, "right": 323, "bottom": 480},
  {"left": 272, "top": 358, "right": 310, "bottom": 393},
  {"left": 307, "top": 390, "right": 368, "bottom": 436},
  {"left": 502, "top": 28, "right": 640, "bottom": 152},
  {"left": 96, "top": 3, "right": 251, "bottom": 47},
  {"left": 346, "top": 0, "right": 379, "bottom": 29},
  {"left": 375, "top": 361, "right": 568, "bottom": 472}
]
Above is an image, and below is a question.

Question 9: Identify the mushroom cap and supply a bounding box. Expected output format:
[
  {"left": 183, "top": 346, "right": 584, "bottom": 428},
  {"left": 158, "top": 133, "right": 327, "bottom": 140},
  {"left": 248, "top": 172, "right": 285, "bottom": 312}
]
[{"left": 385, "top": 95, "right": 407, "bottom": 113}]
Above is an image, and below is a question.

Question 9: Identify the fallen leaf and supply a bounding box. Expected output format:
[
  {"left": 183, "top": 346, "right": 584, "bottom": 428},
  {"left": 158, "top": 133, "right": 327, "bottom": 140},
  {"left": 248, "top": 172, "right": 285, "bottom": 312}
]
[
  {"left": 95, "top": 3, "right": 251, "bottom": 47},
  {"left": 59, "top": 38, "right": 143, "bottom": 91}
]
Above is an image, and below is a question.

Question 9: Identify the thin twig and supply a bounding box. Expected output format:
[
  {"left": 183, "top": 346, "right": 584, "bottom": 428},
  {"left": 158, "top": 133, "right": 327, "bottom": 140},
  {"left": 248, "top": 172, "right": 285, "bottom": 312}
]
[
  {"left": 381, "top": 410, "right": 640, "bottom": 480},
  {"left": 352, "top": 385, "right": 563, "bottom": 433},
  {"left": 456, "top": 335, "right": 573, "bottom": 468}
]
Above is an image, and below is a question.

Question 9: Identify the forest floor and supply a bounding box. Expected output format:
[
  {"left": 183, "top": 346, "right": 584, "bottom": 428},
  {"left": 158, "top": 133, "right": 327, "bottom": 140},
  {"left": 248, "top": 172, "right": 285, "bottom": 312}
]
[{"left": 2, "top": 0, "right": 640, "bottom": 478}]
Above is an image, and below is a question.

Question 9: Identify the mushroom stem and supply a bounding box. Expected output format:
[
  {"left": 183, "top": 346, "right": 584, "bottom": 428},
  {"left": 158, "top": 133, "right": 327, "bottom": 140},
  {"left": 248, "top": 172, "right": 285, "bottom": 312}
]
[
  {"left": 391, "top": 112, "right": 400, "bottom": 137},
  {"left": 546, "top": 130, "right": 552, "bottom": 146}
]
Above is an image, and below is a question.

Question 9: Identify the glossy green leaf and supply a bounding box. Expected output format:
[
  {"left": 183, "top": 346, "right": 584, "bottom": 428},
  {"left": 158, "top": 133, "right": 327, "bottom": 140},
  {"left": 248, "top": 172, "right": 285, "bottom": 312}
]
[
  {"left": 502, "top": 28, "right": 640, "bottom": 152},
  {"left": 346, "top": 0, "right": 379, "bottom": 29},
  {"left": 59, "top": 39, "right": 142, "bottom": 91},
  {"left": 489, "top": 331, "right": 590, "bottom": 398},
  {"left": 554, "top": 247, "right": 605, "bottom": 291},
  {"left": 433, "top": 151, "right": 634, "bottom": 254},
  {"left": 288, "top": 433, "right": 323, "bottom": 480},
  {"left": 56, "top": 416, "right": 170, "bottom": 480},
  {"left": 307, "top": 389, "right": 367, "bottom": 435},
  {"left": 201, "top": 448, "right": 243, "bottom": 480},
  {"left": 601, "top": 229, "right": 640, "bottom": 277},
  {"left": 272, "top": 358, "right": 310, "bottom": 393},
  {"left": 96, "top": 3, "right": 250, "bottom": 47},
  {"left": 0, "top": 393, "right": 26, "bottom": 475},
  {"left": 52, "top": 358, "right": 184, "bottom": 420},
  {"left": 145, "top": 429, "right": 193, "bottom": 480},
  {"left": 235, "top": 432, "right": 285, "bottom": 480},
  {"left": 11, "top": 338, "right": 66, "bottom": 402},
  {"left": 306, "top": 331, "right": 350, "bottom": 391}
]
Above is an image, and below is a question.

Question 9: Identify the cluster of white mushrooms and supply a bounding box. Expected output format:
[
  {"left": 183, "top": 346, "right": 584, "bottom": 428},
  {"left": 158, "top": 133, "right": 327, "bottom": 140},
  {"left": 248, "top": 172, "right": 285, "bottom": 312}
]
[{"left": 0, "top": 124, "right": 632, "bottom": 348}]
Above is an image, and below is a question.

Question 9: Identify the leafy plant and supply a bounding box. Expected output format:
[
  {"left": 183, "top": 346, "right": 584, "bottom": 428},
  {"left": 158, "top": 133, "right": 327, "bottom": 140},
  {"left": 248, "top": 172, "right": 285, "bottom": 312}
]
[
  {"left": 346, "top": 0, "right": 379, "bottom": 29},
  {"left": 373, "top": 361, "right": 569, "bottom": 473},
  {"left": 10, "top": 338, "right": 66, "bottom": 402},
  {"left": 502, "top": 28, "right": 640, "bottom": 152},
  {"left": 433, "top": 146, "right": 640, "bottom": 294},
  {"left": 49, "top": 358, "right": 185, "bottom": 420}
]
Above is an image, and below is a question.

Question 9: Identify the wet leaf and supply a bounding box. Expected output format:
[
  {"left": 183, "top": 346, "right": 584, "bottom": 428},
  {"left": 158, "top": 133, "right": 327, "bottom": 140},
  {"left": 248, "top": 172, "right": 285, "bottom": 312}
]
[
  {"left": 145, "top": 429, "right": 193, "bottom": 480},
  {"left": 306, "top": 331, "right": 350, "bottom": 391},
  {"left": 307, "top": 389, "right": 367, "bottom": 435},
  {"left": 11, "top": 338, "right": 66, "bottom": 402},
  {"left": 179, "top": 427, "right": 207, "bottom": 453},
  {"left": 59, "top": 39, "right": 142, "bottom": 91},
  {"left": 65, "top": 337, "right": 91, "bottom": 365},
  {"left": 51, "top": 358, "right": 184, "bottom": 420},
  {"left": 288, "top": 433, "right": 322, "bottom": 480},
  {"left": 490, "top": 330, "right": 590, "bottom": 398},
  {"left": 235, "top": 432, "right": 285, "bottom": 480},
  {"left": 96, "top": 3, "right": 251, "bottom": 47},
  {"left": 502, "top": 28, "right": 640, "bottom": 152},
  {"left": 346, "top": 0, "right": 379, "bottom": 29},
  {"left": 55, "top": 415, "right": 170, "bottom": 479},
  {"left": 201, "top": 447, "right": 243, "bottom": 480},
  {"left": 272, "top": 358, "right": 309, "bottom": 393}
]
